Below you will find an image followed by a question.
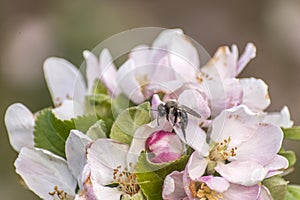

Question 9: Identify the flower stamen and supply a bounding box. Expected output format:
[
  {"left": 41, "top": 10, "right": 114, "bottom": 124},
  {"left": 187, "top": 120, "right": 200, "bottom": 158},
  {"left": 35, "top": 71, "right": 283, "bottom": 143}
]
[
  {"left": 112, "top": 163, "right": 139, "bottom": 196},
  {"left": 210, "top": 137, "right": 237, "bottom": 161},
  {"left": 49, "top": 186, "right": 73, "bottom": 200},
  {"left": 189, "top": 181, "right": 223, "bottom": 200}
]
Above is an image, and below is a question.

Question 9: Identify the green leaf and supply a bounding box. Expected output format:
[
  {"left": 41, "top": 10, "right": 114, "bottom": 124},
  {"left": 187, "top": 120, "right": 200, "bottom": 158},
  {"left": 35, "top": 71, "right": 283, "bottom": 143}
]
[
  {"left": 282, "top": 127, "right": 300, "bottom": 140},
  {"left": 110, "top": 102, "right": 151, "bottom": 145},
  {"left": 72, "top": 114, "right": 99, "bottom": 133},
  {"left": 263, "top": 176, "right": 288, "bottom": 200},
  {"left": 86, "top": 120, "right": 107, "bottom": 140},
  {"left": 85, "top": 94, "right": 112, "bottom": 118},
  {"left": 279, "top": 149, "right": 297, "bottom": 167},
  {"left": 34, "top": 109, "right": 75, "bottom": 158},
  {"left": 285, "top": 185, "right": 300, "bottom": 200},
  {"left": 92, "top": 79, "right": 108, "bottom": 95},
  {"left": 111, "top": 94, "right": 134, "bottom": 117},
  {"left": 136, "top": 152, "right": 189, "bottom": 200}
]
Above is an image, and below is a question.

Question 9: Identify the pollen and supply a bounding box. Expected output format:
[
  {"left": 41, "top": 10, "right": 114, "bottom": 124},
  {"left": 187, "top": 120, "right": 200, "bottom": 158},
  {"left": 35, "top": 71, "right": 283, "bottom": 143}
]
[
  {"left": 210, "top": 137, "right": 237, "bottom": 161},
  {"left": 112, "top": 163, "right": 139, "bottom": 196},
  {"left": 189, "top": 180, "right": 223, "bottom": 200},
  {"left": 48, "top": 186, "right": 73, "bottom": 200}
]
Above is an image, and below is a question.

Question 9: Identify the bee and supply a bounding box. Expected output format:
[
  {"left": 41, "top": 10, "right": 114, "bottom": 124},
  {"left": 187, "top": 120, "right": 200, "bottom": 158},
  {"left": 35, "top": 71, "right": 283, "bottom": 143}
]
[{"left": 156, "top": 101, "right": 201, "bottom": 140}]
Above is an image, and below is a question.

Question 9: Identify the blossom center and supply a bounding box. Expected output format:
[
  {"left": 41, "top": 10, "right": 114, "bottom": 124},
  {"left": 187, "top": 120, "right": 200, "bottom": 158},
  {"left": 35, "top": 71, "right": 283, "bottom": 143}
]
[
  {"left": 48, "top": 186, "right": 74, "bottom": 200},
  {"left": 189, "top": 181, "right": 223, "bottom": 200},
  {"left": 112, "top": 164, "right": 139, "bottom": 196},
  {"left": 209, "top": 137, "right": 237, "bottom": 161}
]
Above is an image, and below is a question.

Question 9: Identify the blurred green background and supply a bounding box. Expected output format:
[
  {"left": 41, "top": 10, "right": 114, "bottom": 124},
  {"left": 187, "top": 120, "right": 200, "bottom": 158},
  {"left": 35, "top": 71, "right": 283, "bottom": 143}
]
[{"left": 1, "top": 0, "right": 300, "bottom": 199}]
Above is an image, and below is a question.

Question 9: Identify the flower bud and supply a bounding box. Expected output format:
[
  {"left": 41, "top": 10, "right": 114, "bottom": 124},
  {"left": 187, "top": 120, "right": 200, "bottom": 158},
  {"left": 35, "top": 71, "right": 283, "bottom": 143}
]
[{"left": 145, "top": 130, "right": 183, "bottom": 163}]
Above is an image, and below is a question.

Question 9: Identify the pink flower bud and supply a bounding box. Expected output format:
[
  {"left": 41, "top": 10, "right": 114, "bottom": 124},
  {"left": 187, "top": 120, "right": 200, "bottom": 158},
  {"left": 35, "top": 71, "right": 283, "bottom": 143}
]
[{"left": 145, "top": 130, "right": 183, "bottom": 163}]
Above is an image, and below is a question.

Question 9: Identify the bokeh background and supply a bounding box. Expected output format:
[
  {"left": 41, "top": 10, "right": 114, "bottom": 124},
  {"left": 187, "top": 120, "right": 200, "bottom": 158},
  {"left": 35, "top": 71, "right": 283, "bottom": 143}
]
[{"left": 1, "top": 0, "right": 300, "bottom": 199}]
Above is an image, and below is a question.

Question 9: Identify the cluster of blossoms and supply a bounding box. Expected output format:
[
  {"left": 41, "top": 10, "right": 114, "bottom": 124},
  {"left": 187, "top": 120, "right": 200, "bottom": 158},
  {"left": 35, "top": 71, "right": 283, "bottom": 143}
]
[{"left": 4, "top": 29, "right": 300, "bottom": 200}]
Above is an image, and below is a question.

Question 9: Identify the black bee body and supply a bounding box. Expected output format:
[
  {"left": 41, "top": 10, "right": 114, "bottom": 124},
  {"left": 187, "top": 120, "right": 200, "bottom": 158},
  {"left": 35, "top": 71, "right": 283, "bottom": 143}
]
[{"left": 156, "top": 101, "right": 200, "bottom": 140}]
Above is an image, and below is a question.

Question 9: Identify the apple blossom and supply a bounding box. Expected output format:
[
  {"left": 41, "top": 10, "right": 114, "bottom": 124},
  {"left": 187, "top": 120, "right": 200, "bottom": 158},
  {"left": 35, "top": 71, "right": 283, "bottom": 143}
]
[
  {"left": 162, "top": 171, "right": 260, "bottom": 200},
  {"left": 180, "top": 105, "right": 288, "bottom": 187}
]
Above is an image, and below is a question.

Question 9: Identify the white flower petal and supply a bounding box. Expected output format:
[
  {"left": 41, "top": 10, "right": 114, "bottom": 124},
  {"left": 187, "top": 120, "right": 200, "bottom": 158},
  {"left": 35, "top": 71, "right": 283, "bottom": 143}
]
[
  {"left": 236, "top": 43, "right": 256, "bottom": 75},
  {"left": 163, "top": 171, "right": 187, "bottom": 200},
  {"left": 233, "top": 123, "right": 283, "bottom": 165},
  {"left": 215, "top": 161, "right": 267, "bottom": 186},
  {"left": 5, "top": 103, "right": 34, "bottom": 152},
  {"left": 261, "top": 106, "right": 294, "bottom": 128},
  {"left": 211, "top": 105, "right": 259, "bottom": 147},
  {"left": 83, "top": 50, "right": 100, "bottom": 95},
  {"left": 66, "top": 130, "right": 92, "bottom": 188},
  {"left": 240, "top": 78, "right": 271, "bottom": 112},
  {"left": 205, "top": 78, "right": 243, "bottom": 117},
  {"left": 52, "top": 99, "right": 84, "bottom": 120},
  {"left": 129, "top": 45, "right": 151, "bottom": 67},
  {"left": 15, "top": 147, "right": 76, "bottom": 200},
  {"left": 174, "top": 118, "right": 209, "bottom": 155},
  {"left": 152, "top": 29, "right": 199, "bottom": 81},
  {"left": 201, "top": 45, "right": 238, "bottom": 79},
  {"left": 99, "top": 49, "right": 119, "bottom": 96},
  {"left": 187, "top": 151, "right": 208, "bottom": 180},
  {"left": 223, "top": 184, "right": 260, "bottom": 200},
  {"left": 265, "top": 155, "right": 289, "bottom": 178},
  {"left": 117, "top": 59, "right": 144, "bottom": 104},
  {"left": 199, "top": 176, "right": 230, "bottom": 193},
  {"left": 178, "top": 89, "right": 210, "bottom": 120},
  {"left": 87, "top": 139, "right": 129, "bottom": 185},
  {"left": 43, "top": 57, "right": 86, "bottom": 106}
]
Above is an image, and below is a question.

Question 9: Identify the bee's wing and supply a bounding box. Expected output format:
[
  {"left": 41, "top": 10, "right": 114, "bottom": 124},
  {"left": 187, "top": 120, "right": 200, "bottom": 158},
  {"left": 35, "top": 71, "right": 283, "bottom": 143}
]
[{"left": 181, "top": 105, "right": 201, "bottom": 118}]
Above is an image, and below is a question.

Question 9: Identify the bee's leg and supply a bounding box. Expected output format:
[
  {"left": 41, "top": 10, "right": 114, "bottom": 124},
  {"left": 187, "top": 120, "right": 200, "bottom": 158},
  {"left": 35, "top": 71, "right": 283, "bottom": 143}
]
[
  {"left": 173, "top": 110, "right": 178, "bottom": 126},
  {"left": 181, "top": 123, "right": 187, "bottom": 141},
  {"left": 157, "top": 115, "right": 160, "bottom": 126}
]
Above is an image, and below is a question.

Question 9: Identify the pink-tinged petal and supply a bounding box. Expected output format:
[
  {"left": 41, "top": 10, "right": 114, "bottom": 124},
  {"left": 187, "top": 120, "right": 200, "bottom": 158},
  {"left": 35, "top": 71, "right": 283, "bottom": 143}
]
[
  {"left": 83, "top": 50, "right": 100, "bottom": 95},
  {"left": 90, "top": 183, "right": 122, "bottom": 200},
  {"left": 236, "top": 43, "right": 256, "bottom": 75},
  {"left": 261, "top": 106, "right": 293, "bottom": 128},
  {"left": 206, "top": 78, "right": 243, "bottom": 117},
  {"left": 43, "top": 57, "right": 86, "bottom": 106},
  {"left": 199, "top": 176, "right": 230, "bottom": 193},
  {"left": 257, "top": 185, "right": 273, "bottom": 200},
  {"left": 87, "top": 139, "right": 129, "bottom": 185},
  {"left": 129, "top": 45, "right": 151, "bottom": 67},
  {"left": 15, "top": 147, "right": 76, "bottom": 200},
  {"left": 117, "top": 59, "right": 144, "bottom": 104},
  {"left": 265, "top": 155, "right": 288, "bottom": 178},
  {"left": 178, "top": 89, "right": 211, "bottom": 120},
  {"left": 152, "top": 29, "right": 199, "bottom": 81},
  {"left": 201, "top": 45, "right": 238, "bottom": 79},
  {"left": 163, "top": 171, "right": 187, "bottom": 200},
  {"left": 79, "top": 166, "right": 123, "bottom": 200},
  {"left": 151, "top": 94, "right": 164, "bottom": 118},
  {"left": 146, "top": 79, "right": 185, "bottom": 96},
  {"left": 99, "top": 49, "right": 119, "bottom": 96},
  {"left": 222, "top": 183, "right": 260, "bottom": 200},
  {"left": 233, "top": 123, "right": 283, "bottom": 165},
  {"left": 5, "top": 103, "right": 34, "bottom": 152},
  {"left": 186, "top": 151, "right": 208, "bottom": 180},
  {"left": 215, "top": 161, "right": 267, "bottom": 186},
  {"left": 127, "top": 120, "right": 173, "bottom": 165},
  {"left": 150, "top": 56, "right": 176, "bottom": 83},
  {"left": 240, "top": 78, "right": 271, "bottom": 112},
  {"left": 52, "top": 99, "right": 84, "bottom": 120},
  {"left": 66, "top": 130, "right": 92, "bottom": 188},
  {"left": 146, "top": 130, "right": 182, "bottom": 163},
  {"left": 151, "top": 29, "right": 183, "bottom": 62},
  {"left": 174, "top": 118, "right": 209, "bottom": 155},
  {"left": 210, "top": 105, "right": 259, "bottom": 147}
]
